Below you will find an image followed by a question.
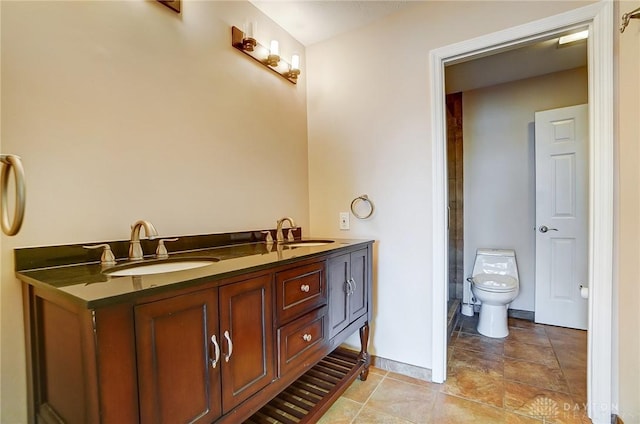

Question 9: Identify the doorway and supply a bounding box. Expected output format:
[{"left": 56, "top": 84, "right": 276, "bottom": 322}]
[{"left": 430, "top": 3, "right": 614, "bottom": 423}]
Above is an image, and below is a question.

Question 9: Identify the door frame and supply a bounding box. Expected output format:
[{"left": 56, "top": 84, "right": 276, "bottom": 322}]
[{"left": 429, "top": 2, "right": 613, "bottom": 423}]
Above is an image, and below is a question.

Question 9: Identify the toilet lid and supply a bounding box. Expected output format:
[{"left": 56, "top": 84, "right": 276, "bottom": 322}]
[{"left": 472, "top": 274, "right": 518, "bottom": 292}]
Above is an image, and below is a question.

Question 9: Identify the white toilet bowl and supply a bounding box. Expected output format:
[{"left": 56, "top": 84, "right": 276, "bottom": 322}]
[{"left": 470, "top": 249, "right": 520, "bottom": 338}]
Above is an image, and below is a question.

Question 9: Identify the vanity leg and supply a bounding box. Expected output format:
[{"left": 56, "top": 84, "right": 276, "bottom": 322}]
[{"left": 358, "top": 323, "right": 370, "bottom": 381}]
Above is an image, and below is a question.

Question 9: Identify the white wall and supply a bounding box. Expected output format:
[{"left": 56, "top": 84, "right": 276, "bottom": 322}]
[
  {"left": 463, "top": 67, "right": 588, "bottom": 311},
  {"left": 0, "top": 2, "right": 308, "bottom": 422},
  {"left": 306, "top": 1, "right": 594, "bottom": 370}
]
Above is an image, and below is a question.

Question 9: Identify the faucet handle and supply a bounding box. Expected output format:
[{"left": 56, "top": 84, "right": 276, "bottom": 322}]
[
  {"left": 287, "top": 229, "right": 295, "bottom": 242},
  {"left": 155, "top": 238, "right": 179, "bottom": 259},
  {"left": 83, "top": 244, "right": 117, "bottom": 266},
  {"left": 262, "top": 231, "right": 274, "bottom": 244}
]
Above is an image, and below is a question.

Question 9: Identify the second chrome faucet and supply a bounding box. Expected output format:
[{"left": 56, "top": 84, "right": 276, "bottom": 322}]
[{"left": 129, "top": 220, "right": 159, "bottom": 260}]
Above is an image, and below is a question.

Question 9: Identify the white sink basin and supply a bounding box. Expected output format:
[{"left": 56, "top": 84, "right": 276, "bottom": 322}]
[
  {"left": 105, "top": 259, "right": 216, "bottom": 277},
  {"left": 283, "top": 240, "right": 335, "bottom": 248}
]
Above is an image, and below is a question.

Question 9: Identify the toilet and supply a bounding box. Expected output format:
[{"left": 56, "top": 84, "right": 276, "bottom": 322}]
[{"left": 470, "top": 248, "right": 520, "bottom": 338}]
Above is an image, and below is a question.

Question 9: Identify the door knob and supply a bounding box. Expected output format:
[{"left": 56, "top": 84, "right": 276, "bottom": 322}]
[{"left": 539, "top": 225, "right": 559, "bottom": 233}]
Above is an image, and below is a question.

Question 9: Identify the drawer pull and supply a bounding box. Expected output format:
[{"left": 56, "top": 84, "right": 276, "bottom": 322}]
[
  {"left": 302, "top": 333, "right": 313, "bottom": 342},
  {"left": 210, "top": 334, "right": 220, "bottom": 368},
  {"left": 300, "top": 284, "right": 310, "bottom": 292},
  {"left": 345, "top": 280, "right": 354, "bottom": 295},
  {"left": 224, "top": 330, "right": 233, "bottom": 362}
]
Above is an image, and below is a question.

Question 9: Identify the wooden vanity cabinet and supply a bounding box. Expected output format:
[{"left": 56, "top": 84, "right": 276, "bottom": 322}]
[
  {"left": 134, "top": 273, "right": 275, "bottom": 424},
  {"left": 22, "top": 242, "right": 372, "bottom": 424},
  {"left": 135, "top": 288, "right": 221, "bottom": 424},
  {"left": 327, "top": 248, "right": 369, "bottom": 339}
]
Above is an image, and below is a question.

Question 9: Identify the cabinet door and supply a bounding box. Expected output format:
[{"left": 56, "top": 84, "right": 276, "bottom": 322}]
[
  {"left": 327, "top": 253, "right": 350, "bottom": 339},
  {"left": 349, "top": 249, "right": 368, "bottom": 321},
  {"left": 135, "top": 289, "right": 221, "bottom": 424},
  {"left": 219, "top": 274, "right": 275, "bottom": 413}
]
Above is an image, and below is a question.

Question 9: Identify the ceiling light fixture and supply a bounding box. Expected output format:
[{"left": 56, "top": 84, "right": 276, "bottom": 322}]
[
  {"left": 232, "top": 26, "right": 301, "bottom": 84},
  {"left": 558, "top": 30, "right": 589, "bottom": 45}
]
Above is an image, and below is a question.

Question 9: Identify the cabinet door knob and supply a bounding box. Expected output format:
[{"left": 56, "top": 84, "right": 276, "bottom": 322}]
[
  {"left": 210, "top": 334, "right": 220, "bottom": 369},
  {"left": 349, "top": 278, "right": 357, "bottom": 293},
  {"left": 302, "top": 333, "right": 312, "bottom": 342},
  {"left": 223, "top": 330, "right": 233, "bottom": 362},
  {"left": 300, "top": 284, "right": 310, "bottom": 292}
]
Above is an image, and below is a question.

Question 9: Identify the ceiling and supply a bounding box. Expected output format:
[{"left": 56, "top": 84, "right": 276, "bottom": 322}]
[
  {"left": 251, "top": 1, "right": 587, "bottom": 92},
  {"left": 250, "top": 1, "right": 412, "bottom": 46}
]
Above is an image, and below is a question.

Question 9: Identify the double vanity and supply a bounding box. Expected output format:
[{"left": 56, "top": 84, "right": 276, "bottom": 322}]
[{"left": 17, "top": 224, "right": 373, "bottom": 424}]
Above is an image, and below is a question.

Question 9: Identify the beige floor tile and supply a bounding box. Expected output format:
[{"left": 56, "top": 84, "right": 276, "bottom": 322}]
[
  {"left": 365, "top": 377, "right": 437, "bottom": 424},
  {"left": 552, "top": 338, "right": 588, "bottom": 368},
  {"left": 368, "top": 367, "right": 389, "bottom": 378},
  {"left": 449, "top": 347, "right": 504, "bottom": 378},
  {"left": 506, "top": 327, "right": 551, "bottom": 347},
  {"left": 385, "top": 371, "right": 441, "bottom": 390},
  {"left": 317, "top": 397, "right": 362, "bottom": 424},
  {"left": 544, "top": 326, "right": 587, "bottom": 344},
  {"left": 442, "top": 368, "right": 504, "bottom": 408},
  {"left": 353, "top": 406, "right": 417, "bottom": 424},
  {"left": 504, "top": 380, "right": 583, "bottom": 423},
  {"left": 505, "top": 358, "right": 570, "bottom": 393},
  {"left": 508, "top": 318, "right": 546, "bottom": 334},
  {"left": 342, "top": 371, "right": 384, "bottom": 403},
  {"left": 327, "top": 318, "right": 589, "bottom": 424},
  {"left": 453, "top": 332, "right": 505, "bottom": 356},
  {"left": 431, "top": 392, "right": 507, "bottom": 423},
  {"left": 562, "top": 367, "right": 588, "bottom": 404},
  {"left": 503, "top": 340, "right": 560, "bottom": 368},
  {"left": 504, "top": 411, "right": 543, "bottom": 423}
]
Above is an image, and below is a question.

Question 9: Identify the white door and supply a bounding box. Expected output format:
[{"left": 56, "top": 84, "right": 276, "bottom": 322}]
[{"left": 534, "top": 104, "right": 588, "bottom": 330}]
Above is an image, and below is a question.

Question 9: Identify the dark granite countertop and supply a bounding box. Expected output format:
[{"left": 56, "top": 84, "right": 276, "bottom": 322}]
[{"left": 17, "top": 236, "right": 372, "bottom": 309}]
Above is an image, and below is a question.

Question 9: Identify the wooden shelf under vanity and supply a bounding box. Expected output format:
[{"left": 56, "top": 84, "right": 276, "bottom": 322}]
[{"left": 246, "top": 348, "right": 364, "bottom": 424}]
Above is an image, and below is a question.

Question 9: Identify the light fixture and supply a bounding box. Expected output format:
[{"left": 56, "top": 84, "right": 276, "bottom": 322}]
[
  {"left": 267, "top": 40, "right": 280, "bottom": 67},
  {"left": 558, "top": 30, "right": 589, "bottom": 45},
  {"left": 231, "top": 26, "right": 301, "bottom": 84},
  {"left": 242, "top": 22, "right": 257, "bottom": 51}
]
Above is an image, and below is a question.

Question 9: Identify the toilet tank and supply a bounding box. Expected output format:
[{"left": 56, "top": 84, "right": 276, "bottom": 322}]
[{"left": 472, "top": 248, "right": 519, "bottom": 279}]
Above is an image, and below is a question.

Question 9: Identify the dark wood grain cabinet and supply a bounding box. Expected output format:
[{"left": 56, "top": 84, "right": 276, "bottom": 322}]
[
  {"left": 21, "top": 242, "right": 372, "bottom": 424},
  {"left": 135, "top": 289, "right": 222, "bottom": 424},
  {"left": 134, "top": 274, "right": 274, "bottom": 423},
  {"left": 328, "top": 248, "right": 368, "bottom": 339}
]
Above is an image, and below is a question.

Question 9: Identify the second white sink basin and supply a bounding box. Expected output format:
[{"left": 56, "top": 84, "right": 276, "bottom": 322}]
[{"left": 105, "top": 259, "right": 216, "bottom": 277}]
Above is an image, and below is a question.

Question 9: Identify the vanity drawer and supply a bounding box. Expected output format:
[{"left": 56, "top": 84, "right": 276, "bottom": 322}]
[
  {"left": 276, "top": 261, "right": 326, "bottom": 323},
  {"left": 278, "top": 307, "right": 327, "bottom": 376}
]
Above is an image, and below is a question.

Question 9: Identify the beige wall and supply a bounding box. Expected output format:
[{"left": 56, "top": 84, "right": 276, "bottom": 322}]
[
  {"left": 615, "top": 1, "right": 640, "bottom": 421},
  {"left": 463, "top": 67, "right": 588, "bottom": 312},
  {"left": 0, "top": 1, "right": 308, "bottom": 422},
  {"left": 307, "top": 0, "right": 594, "bottom": 371}
]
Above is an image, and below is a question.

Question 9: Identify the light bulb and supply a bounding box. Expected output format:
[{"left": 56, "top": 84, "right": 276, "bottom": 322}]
[
  {"left": 291, "top": 54, "right": 300, "bottom": 71},
  {"left": 245, "top": 21, "right": 256, "bottom": 39},
  {"left": 270, "top": 40, "right": 279, "bottom": 56}
]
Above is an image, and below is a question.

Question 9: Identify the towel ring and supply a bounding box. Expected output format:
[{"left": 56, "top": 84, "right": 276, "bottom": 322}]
[
  {"left": 1, "top": 154, "right": 26, "bottom": 236},
  {"left": 350, "top": 194, "right": 374, "bottom": 219}
]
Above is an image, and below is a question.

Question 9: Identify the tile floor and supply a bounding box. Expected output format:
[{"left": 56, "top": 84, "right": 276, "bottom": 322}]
[{"left": 319, "top": 314, "right": 590, "bottom": 423}]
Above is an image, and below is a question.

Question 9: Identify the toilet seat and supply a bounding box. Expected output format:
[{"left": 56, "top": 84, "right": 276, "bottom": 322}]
[{"left": 472, "top": 274, "right": 518, "bottom": 293}]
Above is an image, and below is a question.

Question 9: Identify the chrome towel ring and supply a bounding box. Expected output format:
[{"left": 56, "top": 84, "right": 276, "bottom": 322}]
[
  {"left": 350, "top": 194, "right": 374, "bottom": 219},
  {"left": 1, "top": 154, "right": 26, "bottom": 236}
]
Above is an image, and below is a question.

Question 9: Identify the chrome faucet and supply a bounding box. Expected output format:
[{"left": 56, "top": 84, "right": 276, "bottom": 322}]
[
  {"left": 276, "top": 217, "right": 295, "bottom": 243},
  {"left": 129, "top": 220, "right": 159, "bottom": 260}
]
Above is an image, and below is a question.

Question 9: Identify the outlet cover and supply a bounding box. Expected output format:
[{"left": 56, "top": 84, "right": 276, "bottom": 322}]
[{"left": 339, "top": 212, "right": 350, "bottom": 230}]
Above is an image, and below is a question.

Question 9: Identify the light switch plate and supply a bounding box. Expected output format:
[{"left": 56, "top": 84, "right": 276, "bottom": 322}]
[{"left": 339, "top": 212, "right": 350, "bottom": 230}]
